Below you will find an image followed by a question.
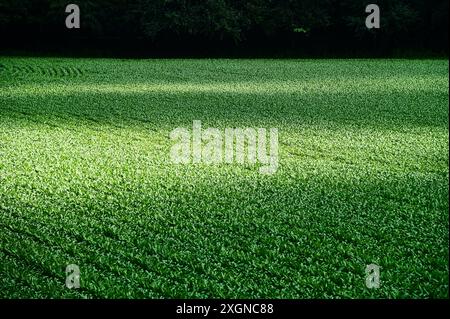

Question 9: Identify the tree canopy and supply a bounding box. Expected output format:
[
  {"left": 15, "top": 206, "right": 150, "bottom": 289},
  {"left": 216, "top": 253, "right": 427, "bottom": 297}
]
[{"left": 0, "top": 0, "right": 447, "bottom": 56}]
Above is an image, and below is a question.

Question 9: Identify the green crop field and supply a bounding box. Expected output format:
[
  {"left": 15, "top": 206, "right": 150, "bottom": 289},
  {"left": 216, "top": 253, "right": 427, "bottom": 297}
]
[{"left": 0, "top": 57, "right": 448, "bottom": 298}]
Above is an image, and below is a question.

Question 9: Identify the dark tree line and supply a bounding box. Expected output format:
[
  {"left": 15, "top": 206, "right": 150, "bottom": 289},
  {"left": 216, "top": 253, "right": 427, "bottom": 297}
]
[{"left": 0, "top": 0, "right": 448, "bottom": 56}]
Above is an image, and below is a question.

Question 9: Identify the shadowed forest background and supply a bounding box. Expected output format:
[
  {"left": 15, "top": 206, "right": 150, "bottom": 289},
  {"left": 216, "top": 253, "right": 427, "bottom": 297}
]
[{"left": 0, "top": 0, "right": 448, "bottom": 57}]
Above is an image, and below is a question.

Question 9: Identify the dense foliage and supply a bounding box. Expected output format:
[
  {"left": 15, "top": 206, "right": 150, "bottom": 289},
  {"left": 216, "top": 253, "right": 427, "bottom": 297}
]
[
  {"left": 0, "top": 57, "right": 448, "bottom": 297},
  {"left": 0, "top": 0, "right": 448, "bottom": 56}
]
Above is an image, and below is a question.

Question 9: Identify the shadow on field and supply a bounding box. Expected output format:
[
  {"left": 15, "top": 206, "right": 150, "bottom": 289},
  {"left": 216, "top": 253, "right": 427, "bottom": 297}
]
[{"left": 0, "top": 89, "right": 448, "bottom": 131}]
